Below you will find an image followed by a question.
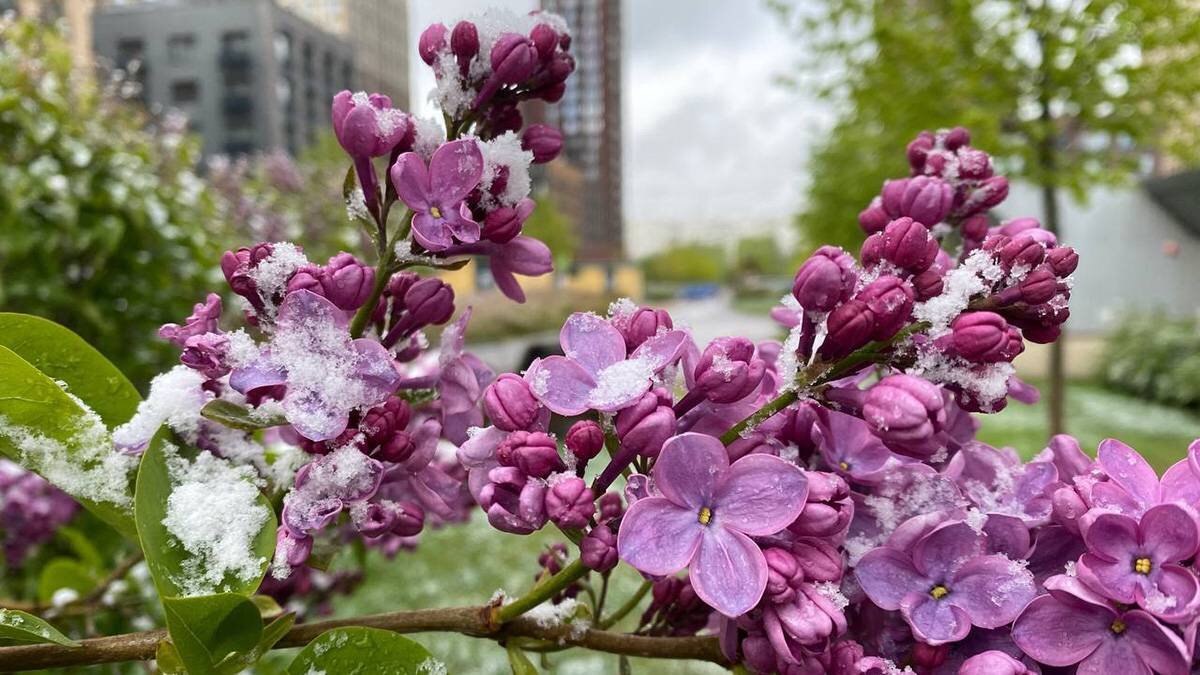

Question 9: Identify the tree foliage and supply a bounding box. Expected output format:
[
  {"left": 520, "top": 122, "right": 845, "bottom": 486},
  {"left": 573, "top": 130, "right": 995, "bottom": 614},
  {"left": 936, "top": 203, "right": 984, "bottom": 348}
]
[
  {"left": 0, "top": 18, "right": 222, "bottom": 386},
  {"left": 641, "top": 243, "right": 727, "bottom": 283}
]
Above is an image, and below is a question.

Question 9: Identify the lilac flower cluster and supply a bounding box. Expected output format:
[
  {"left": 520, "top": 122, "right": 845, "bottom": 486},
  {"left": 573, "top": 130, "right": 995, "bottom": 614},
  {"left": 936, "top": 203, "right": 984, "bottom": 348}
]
[{"left": 0, "top": 461, "right": 77, "bottom": 567}]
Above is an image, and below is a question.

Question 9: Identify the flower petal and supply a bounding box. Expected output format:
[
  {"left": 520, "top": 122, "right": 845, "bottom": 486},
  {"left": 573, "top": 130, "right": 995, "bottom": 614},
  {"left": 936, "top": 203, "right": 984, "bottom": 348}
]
[
  {"left": 1077, "top": 635, "right": 1149, "bottom": 675},
  {"left": 560, "top": 312, "right": 626, "bottom": 376},
  {"left": 1083, "top": 512, "right": 1140, "bottom": 563},
  {"left": 712, "top": 454, "right": 808, "bottom": 536},
  {"left": 690, "top": 527, "right": 768, "bottom": 617},
  {"left": 900, "top": 593, "right": 971, "bottom": 645},
  {"left": 1098, "top": 438, "right": 1159, "bottom": 508},
  {"left": 1160, "top": 458, "right": 1200, "bottom": 508},
  {"left": 855, "top": 547, "right": 929, "bottom": 611},
  {"left": 351, "top": 339, "right": 402, "bottom": 402},
  {"left": 228, "top": 359, "right": 287, "bottom": 396},
  {"left": 428, "top": 139, "right": 483, "bottom": 205},
  {"left": 653, "top": 433, "right": 728, "bottom": 510},
  {"left": 1076, "top": 552, "right": 1140, "bottom": 604},
  {"left": 283, "top": 389, "right": 351, "bottom": 442},
  {"left": 1122, "top": 609, "right": 1192, "bottom": 675},
  {"left": 1011, "top": 593, "right": 1110, "bottom": 667},
  {"left": 1141, "top": 503, "right": 1199, "bottom": 563},
  {"left": 411, "top": 212, "right": 453, "bottom": 251},
  {"left": 389, "top": 152, "right": 431, "bottom": 211},
  {"left": 948, "top": 555, "right": 1036, "bottom": 628},
  {"left": 444, "top": 202, "right": 481, "bottom": 243},
  {"left": 913, "top": 521, "right": 985, "bottom": 580},
  {"left": 630, "top": 329, "right": 688, "bottom": 373},
  {"left": 278, "top": 288, "right": 348, "bottom": 331},
  {"left": 616, "top": 497, "right": 702, "bottom": 576},
  {"left": 524, "top": 356, "right": 594, "bottom": 416},
  {"left": 1139, "top": 563, "right": 1199, "bottom": 622}
]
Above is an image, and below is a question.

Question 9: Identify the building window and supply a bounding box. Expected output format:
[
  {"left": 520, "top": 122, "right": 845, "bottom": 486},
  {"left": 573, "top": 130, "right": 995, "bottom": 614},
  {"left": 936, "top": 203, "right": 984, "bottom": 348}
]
[
  {"left": 116, "top": 37, "right": 144, "bottom": 66},
  {"left": 167, "top": 33, "right": 195, "bottom": 66},
  {"left": 221, "top": 30, "right": 250, "bottom": 52},
  {"left": 170, "top": 80, "right": 200, "bottom": 104}
]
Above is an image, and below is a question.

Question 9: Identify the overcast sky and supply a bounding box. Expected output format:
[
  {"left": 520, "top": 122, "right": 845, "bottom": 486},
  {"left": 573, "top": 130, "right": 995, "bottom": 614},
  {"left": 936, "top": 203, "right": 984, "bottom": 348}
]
[{"left": 407, "top": 0, "right": 831, "bottom": 256}]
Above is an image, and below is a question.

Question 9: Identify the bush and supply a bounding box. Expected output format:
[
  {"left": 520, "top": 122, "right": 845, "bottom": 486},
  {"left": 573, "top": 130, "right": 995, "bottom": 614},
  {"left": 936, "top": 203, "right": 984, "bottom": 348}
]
[
  {"left": 1102, "top": 310, "right": 1200, "bottom": 409},
  {"left": 0, "top": 19, "right": 221, "bottom": 386},
  {"left": 640, "top": 243, "right": 726, "bottom": 283}
]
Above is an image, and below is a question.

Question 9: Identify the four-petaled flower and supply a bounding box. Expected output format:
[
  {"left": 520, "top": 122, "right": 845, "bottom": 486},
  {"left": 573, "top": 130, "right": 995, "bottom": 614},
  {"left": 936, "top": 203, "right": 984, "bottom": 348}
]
[
  {"left": 855, "top": 520, "right": 1036, "bottom": 644},
  {"left": 230, "top": 290, "right": 403, "bottom": 441},
  {"left": 525, "top": 312, "right": 687, "bottom": 415},
  {"left": 391, "top": 139, "right": 484, "bottom": 251},
  {"left": 1012, "top": 574, "right": 1190, "bottom": 675},
  {"left": 1090, "top": 438, "right": 1200, "bottom": 517},
  {"left": 617, "top": 433, "right": 809, "bottom": 617},
  {"left": 1076, "top": 503, "right": 1200, "bottom": 622}
]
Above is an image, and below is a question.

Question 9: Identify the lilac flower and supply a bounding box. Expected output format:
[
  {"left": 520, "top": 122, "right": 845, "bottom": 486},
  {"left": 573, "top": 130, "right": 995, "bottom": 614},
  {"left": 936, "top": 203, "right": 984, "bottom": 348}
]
[
  {"left": 813, "top": 408, "right": 901, "bottom": 485},
  {"left": 443, "top": 236, "right": 553, "bottom": 303},
  {"left": 524, "top": 312, "right": 687, "bottom": 416},
  {"left": 957, "top": 651, "right": 1034, "bottom": 675},
  {"left": 1076, "top": 504, "right": 1200, "bottom": 622},
  {"left": 1012, "top": 574, "right": 1190, "bottom": 675},
  {"left": 617, "top": 433, "right": 809, "bottom": 617},
  {"left": 158, "top": 293, "right": 222, "bottom": 347},
  {"left": 855, "top": 521, "right": 1035, "bottom": 644},
  {"left": 433, "top": 310, "right": 495, "bottom": 444},
  {"left": 946, "top": 442, "right": 1058, "bottom": 525},
  {"left": 229, "top": 290, "right": 402, "bottom": 441},
  {"left": 1090, "top": 438, "right": 1200, "bottom": 517},
  {"left": 390, "top": 139, "right": 484, "bottom": 251}
]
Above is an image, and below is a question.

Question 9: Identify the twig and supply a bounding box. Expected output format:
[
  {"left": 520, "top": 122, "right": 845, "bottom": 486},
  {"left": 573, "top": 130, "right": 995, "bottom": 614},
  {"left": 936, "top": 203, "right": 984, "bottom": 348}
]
[{"left": 600, "top": 581, "right": 651, "bottom": 630}]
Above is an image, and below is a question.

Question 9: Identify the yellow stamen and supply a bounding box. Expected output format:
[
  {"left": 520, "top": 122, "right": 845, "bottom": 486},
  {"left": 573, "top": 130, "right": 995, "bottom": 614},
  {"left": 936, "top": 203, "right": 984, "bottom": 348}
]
[
  {"left": 839, "top": 461, "right": 850, "bottom": 471},
  {"left": 698, "top": 507, "right": 712, "bottom": 525},
  {"left": 430, "top": 206, "right": 442, "bottom": 218},
  {"left": 930, "top": 585, "right": 949, "bottom": 600},
  {"left": 1111, "top": 619, "right": 1126, "bottom": 634},
  {"left": 1133, "top": 557, "right": 1152, "bottom": 575}
]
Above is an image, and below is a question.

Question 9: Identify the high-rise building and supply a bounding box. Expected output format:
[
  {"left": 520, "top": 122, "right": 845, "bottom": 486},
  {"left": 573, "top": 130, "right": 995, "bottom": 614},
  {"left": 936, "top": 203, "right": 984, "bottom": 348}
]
[
  {"left": 9, "top": 0, "right": 97, "bottom": 71},
  {"left": 92, "top": 0, "right": 356, "bottom": 157},
  {"left": 276, "top": 0, "right": 409, "bottom": 109},
  {"left": 540, "top": 0, "right": 623, "bottom": 262}
]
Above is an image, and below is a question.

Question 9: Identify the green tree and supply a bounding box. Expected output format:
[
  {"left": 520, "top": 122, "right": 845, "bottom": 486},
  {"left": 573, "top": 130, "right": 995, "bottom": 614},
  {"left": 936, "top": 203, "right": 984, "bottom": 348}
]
[
  {"left": 773, "top": 0, "right": 1200, "bottom": 433},
  {"left": 522, "top": 190, "right": 577, "bottom": 263},
  {"left": 641, "top": 244, "right": 727, "bottom": 284},
  {"left": 733, "top": 235, "right": 791, "bottom": 277},
  {"left": 0, "top": 19, "right": 223, "bottom": 386}
]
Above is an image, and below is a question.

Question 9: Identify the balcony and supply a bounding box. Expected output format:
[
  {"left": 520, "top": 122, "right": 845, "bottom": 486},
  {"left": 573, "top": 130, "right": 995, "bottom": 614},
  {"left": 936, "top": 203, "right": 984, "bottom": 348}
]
[
  {"left": 218, "top": 49, "right": 254, "bottom": 71},
  {"left": 222, "top": 93, "right": 254, "bottom": 117}
]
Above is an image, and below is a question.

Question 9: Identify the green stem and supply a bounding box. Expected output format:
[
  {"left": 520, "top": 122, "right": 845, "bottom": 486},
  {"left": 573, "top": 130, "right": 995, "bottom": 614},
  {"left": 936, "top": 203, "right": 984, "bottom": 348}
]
[
  {"left": 348, "top": 208, "right": 411, "bottom": 339},
  {"left": 495, "top": 559, "right": 589, "bottom": 624},
  {"left": 719, "top": 389, "right": 800, "bottom": 446},
  {"left": 599, "top": 580, "right": 651, "bottom": 630}
]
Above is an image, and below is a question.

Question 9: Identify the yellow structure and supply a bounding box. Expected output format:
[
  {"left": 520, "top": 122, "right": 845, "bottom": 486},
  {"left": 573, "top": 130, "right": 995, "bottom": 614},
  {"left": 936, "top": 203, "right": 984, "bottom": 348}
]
[{"left": 440, "top": 261, "right": 644, "bottom": 301}]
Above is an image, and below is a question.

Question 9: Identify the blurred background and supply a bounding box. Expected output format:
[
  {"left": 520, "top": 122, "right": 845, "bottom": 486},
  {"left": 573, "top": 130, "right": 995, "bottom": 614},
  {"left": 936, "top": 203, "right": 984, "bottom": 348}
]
[{"left": 1, "top": 0, "right": 1198, "bottom": 672}]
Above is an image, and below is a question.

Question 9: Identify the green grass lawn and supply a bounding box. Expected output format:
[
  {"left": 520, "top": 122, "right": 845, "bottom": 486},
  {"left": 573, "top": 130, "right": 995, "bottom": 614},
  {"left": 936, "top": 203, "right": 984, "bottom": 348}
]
[{"left": 326, "top": 381, "right": 1200, "bottom": 674}]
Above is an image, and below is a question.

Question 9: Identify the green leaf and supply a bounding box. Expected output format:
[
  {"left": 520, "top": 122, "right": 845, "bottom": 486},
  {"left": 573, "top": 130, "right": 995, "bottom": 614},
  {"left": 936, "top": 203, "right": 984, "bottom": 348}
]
[
  {"left": 37, "top": 558, "right": 97, "bottom": 605},
  {"left": 162, "top": 594, "right": 263, "bottom": 675},
  {"left": 214, "top": 612, "right": 295, "bottom": 675},
  {"left": 287, "top": 628, "right": 444, "bottom": 675},
  {"left": 134, "top": 440, "right": 277, "bottom": 598},
  {"left": 0, "top": 345, "right": 138, "bottom": 538},
  {"left": 54, "top": 526, "right": 104, "bottom": 570},
  {"left": 200, "top": 399, "right": 286, "bottom": 431},
  {"left": 156, "top": 639, "right": 187, "bottom": 674},
  {"left": 506, "top": 643, "right": 538, "bottom": 675},
  {"left": 0, "top": 313, "right": 141, "bottom": 427},
  {"left": 0, "top": 609, "right": 78, "bottom": 646}
]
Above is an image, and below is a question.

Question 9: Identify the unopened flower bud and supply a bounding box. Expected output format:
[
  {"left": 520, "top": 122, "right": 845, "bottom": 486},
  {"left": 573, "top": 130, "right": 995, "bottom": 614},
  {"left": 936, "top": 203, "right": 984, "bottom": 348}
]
[
  {"left": 1046, "top": 246, "right": 1079, "bottom": 277},
  {"left": 482, "top": 198, "right": 534, "bottom": 244},
  {"left": 331, "top": 91, "right": 408, "bottom": 160},
  {"left": 857, "top": 275, "right": 914, "bottom": 340},
  {"left": 911, "top": 268, "right": 944, "bottom": 301},
  {"left": 863, "top": 374, "right": 946, "bottom": 457},
  {"left": 961, "top": 214, "right": 990, "bottom": 241},
  {"left": 901, "top": 175, "right": 953, "bottom": 226},
  {"left": 497, "top": 431, "right": 563, "bottom": 478},
  {"left": 764, "top": 547, "right": 803, "bottom": 603},
  {"left": 984, "top": 233, "right": 1045, "bottom": 271},
  {"left": 404, "top": 277, "right": 455, "bottom": 328},
  {"left": 491, "top": 33, "right": 538, "bottom": 84},
  {"left": 521, "top": 124, "right": 563, "bottom": 164},
  {"left": 910, "top": 642, "right": 949, "bottom": 669},
  {"left": 529, "top": 22, "right": 558, "bottom": 60},
  {"left": 361, "top": 397, "right": 411, "bottom": 446},
  {"left": 319, "top": 253, "right": 375, "bottom": 310},
  {"left": 818, "top": 299, "right": 876, "bottom": 360},
  {"left": 959, "top": 651, "right": 1032, "bottom": 675},
  {"left": 597, "top": 492, "right": 623, "bottom": 521},
  {"left": 565, "top": 420, "right": 605, "bottom": 462},
  {"left": 792, "top": 246, "right": 856, "bottom": 312},
  {"left": 545, "top": 476, "right": 595, "bottom": 529},
  {"left": 1051, "top": 486, "right": 1087, "bottom": 535},
  {"left": 861, "top": 217, "right": 939, "bottom": 273},
  {"left": 450, "top": 21, "right": 479, "bottom": 67},
  {"left": 480, "top": 466, "right": 547, "bottom": 534},
  {"left": 858, "top": 197, "right": 891, "bottom": 234},
  {"left": 276, "top": 527, "right": 313, "bottom": 567},
  {"left": 419, "top": 23, "right": 447, "bottom": 65},
  {"left": 615, "top": 390, "right": 675, "bottom": 458},
  {"left": 354, "top": 502, "right": 397, "bottom": 537},
  {"left": 484, "top": 373, "right": 540, "bottom": 432},
  {"left": 694, "top": 337, "right": 766, "bottom": 403},
  {"left": 906, "top": 131, "right": 935, "bottom": 172},
  {"left": 391, "top": 500, "right": 425, "bottom": 537},
  {"left": 374, "top": 430, "right": 414, "bottom": 464},
  {"left": 791, "top": 538, "right": 843, "bottom": 582},
  {"left": 621, "top": 306, "right": 673, "bottom": 351},
  {"left": 946, "top": 311, "right": 1023, "bottom": 363},
  {"left": 944, "top": 126, "right": 970, "bottom": 150},
  {"left": 580, "top": 525, "right": 617, "bottom": 572}
]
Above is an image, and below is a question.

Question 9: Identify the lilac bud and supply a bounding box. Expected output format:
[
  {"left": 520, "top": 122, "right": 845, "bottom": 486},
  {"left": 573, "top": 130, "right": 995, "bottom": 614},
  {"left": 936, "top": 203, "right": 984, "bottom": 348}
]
[
  {"left": 615, "top": 389, "right": 675, "bottom": 458},
  {"left": 863, "top": 374, "right": 946, "bottom": 457},
  {"left": 622, "top": 306, "right": 673, "bottom": 351},
  {"left": 320, "top": 253, "right": 375, "bottom": 310},
  {"left": 1003, "top": 264, "right": 1059, "bottom": 305},
  {"left": 521, "top": 124, "right": 563, "bottom": 164},
  {"left": 483, "top": 197, "right": 534, "bottom": 244},
  {"left": 361, "top": 397, "right": 412, "bottom": 447},
  {"left": 946, "top": 311, "right": 1023, "bottom": 363},
  {"left": 831, "top": 641, "right": 866, "bottom": 675},
  {"left": 597, "top": 492, "right": 623, "bottom": 521},
  {"left": 484, "top": 373, "right": 540, "bottom": 432},
  {"left": 403, "top": 278, "right": 455, "bottom": 328},
  {"left": 967, "top": 175, "right": 1008, "bottom": 213},
  {"left": 961, "top": 214, "right": 990, "bottom": 241},
  {"left": 740, "top": 636, "right": 778, "bottom": 675},
  {"left": 944, "top": 126, "right": 971, "bottom": 150},
  {"left": 450, "top": 21, "right": 479, "bottom": 65},
  {"left": 995, "top": 217, "right": 1041, "bottom": 238},
  {"left": 910, "top": 643, "right": 949, "bottom": 670},
  {"left": 788, "top": 501, "right": 852, "bottom": 538},
  {"left": 180, "top": 333, "right": 231, "bottom": 379},
  {"left": 911, "top": 268, "right": 944, "bottom": 301},
  {"left": 354, "top": 502, "right": 397, "bottom": 537},
  {"left": 392, "top": 501, "right": 425, "bottom": 537},
  {"left": 857, "top": 275, "right": 914, "bottom": 341},
  {"left": 565, "top": 420, "right": 604, "bottom": 462},
  {"left": 480, "top": 466, "right": 547, "bottom": 534},
  {"left": 1051, "top": 486, "right": 1087, "bottom": 535},
  {"left": 374, "top": 431, "right": 415, "bottom": 464},
  {"left": 791, "top": 538, "right": 843, "bottom": 582},
  {"left": 580, "top": 525, "right": 617, "bottom": 572},
  {"left": 792, "top": 246, "right": 855, "bottom": 312},
  {"left": 807, "top": 471, "right": 850, "bottom": 502},
  {"left": 1046, "top": 246, "right": 1079, "bottom": 277},
  {"left": 858, "top": 197, "right": 891, "bottom": 234},
  {"left": 779, "top": 403, "right": 819, "bottom": 454},
  {"left": 900, "top": 175, "right": 954, "bottom": 226},
  {"left": 276, "top": 527, "right": 313, "bottom": 567},
  {"left": 860, "top": 217, "right": 939, "bottom": 273},
  {"left": 818, "top": 299, "right": 876, "bottom": 360},
  {"left": 694, "top": 337, "right": 766, "bottom": 403},
  {"left": 764, "top": 547, "right": 803, "bottom": 603},
  {"left": 906, "top": 131, "right": 935, "bottom": 172},
  {"left": 331, "top": 91, "right": 408, "bottom": 160},
  {"left": 491, "top": 33, "right": 537, "bottom": 84},
  {"left": 956, "top": 147, "right": 992, "bottom": 179},
  {"left": 984, "top": 233, "right": 1045, "bottom": 271},
  {"left": 959, "top": 651, "right": 1033, "bottom": 675},
  {"left": 545, "top": 476, "right": 595, "bottom": 529},
  {"left": 419, "top": 23, "right": 447, "bottom": 65},
  {"left": 529, "top": 23, "right": 558, "bottom": 61},
  {"left": 879, "top": 178, "right": 909, "bottom": 217},
  {"left": 497, "top": 431, "right": 564, "bottom": 478}
]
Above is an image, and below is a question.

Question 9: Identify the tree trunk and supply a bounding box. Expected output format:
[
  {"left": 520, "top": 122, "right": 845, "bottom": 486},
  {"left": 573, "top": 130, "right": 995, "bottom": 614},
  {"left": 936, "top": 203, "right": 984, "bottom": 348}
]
[{"left": 1039, "top": 181, "right": 1066, "bottom": 435}]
